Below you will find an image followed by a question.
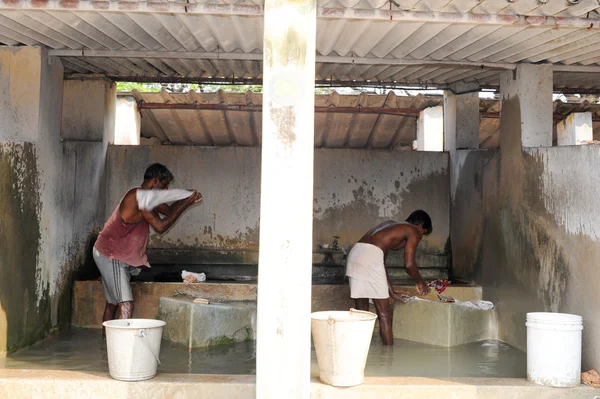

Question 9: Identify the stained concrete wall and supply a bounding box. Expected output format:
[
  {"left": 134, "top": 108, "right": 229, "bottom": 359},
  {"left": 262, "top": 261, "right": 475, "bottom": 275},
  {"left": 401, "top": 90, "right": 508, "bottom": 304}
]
[
  {"left": 62, "top": 78, "right": 115, "bottom": 143},
  {"left": 106, "top": 146, "right": 449, "bottom": 267},
  {"left": 452, "top": 72, "right": 600, "bottom": 369},
  {"left": 0, "top": 47, "right": 109, "bottom": 354}
]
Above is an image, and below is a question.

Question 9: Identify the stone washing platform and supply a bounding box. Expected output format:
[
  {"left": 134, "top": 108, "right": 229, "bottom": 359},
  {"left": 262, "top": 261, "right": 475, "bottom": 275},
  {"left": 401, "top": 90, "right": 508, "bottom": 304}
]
[
  {"left": 393, "top": 298, "right": 496, "bottom": 347},
  {"left": 158, "top": 297, "right": 256, "bottom": 348},
  {"left": 158, "top": 293, "right": 493, "bottom": 349},
  {"left": 0, "top": 370, "right": 594, "bottom": 399},
  {"left": 72, "top": 281, "right": 483, "bottom": 330}
]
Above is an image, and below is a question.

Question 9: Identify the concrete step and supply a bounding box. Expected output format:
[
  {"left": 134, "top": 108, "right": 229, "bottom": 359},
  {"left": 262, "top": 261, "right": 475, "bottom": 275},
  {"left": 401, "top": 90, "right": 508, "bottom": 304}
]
[
  {"left": 0, "top": 370, "right": 594, "bottom": 399},
  {"left": 146, "top": 248, "right": 449, "bottom": 269},
  {"left": 133, "top": 263, "right": 449, "bottom": 284},
  {"left": 72, "top": 281, "right": 480, "bottom": 329}
]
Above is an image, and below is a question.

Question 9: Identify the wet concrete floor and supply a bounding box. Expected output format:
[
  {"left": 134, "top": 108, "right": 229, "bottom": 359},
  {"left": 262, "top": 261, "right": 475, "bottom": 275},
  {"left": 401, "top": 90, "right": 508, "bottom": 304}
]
[{"left": 0, "top": 328, "right": 525, "bottom": 378}]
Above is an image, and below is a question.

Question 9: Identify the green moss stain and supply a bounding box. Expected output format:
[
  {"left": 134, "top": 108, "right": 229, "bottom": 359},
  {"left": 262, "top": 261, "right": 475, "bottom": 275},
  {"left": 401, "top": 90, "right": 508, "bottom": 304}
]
[
  {"left": 0, "top": 142, "right": 50, "bottom": 352},
  {"left": 208, "top": 335, "right": 236, "bottom": 346}
]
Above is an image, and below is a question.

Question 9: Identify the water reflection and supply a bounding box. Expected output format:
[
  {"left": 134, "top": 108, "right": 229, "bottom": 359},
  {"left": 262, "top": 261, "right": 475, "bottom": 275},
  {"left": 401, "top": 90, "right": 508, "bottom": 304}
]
[{"left": 1, "top": 328, "right": 525, "bottom": 378}]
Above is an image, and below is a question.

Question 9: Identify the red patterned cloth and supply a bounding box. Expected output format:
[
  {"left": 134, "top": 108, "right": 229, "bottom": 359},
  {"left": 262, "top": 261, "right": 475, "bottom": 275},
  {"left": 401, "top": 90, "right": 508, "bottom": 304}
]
[{"left": 428, "top": 279, "right": 450, "bottom": 294}]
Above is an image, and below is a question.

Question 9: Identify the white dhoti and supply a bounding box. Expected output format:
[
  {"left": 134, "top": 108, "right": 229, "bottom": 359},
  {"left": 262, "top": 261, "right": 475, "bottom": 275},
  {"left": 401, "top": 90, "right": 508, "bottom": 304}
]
[{"left": 345, "top": 243, "right": 388, "bottom": 299}]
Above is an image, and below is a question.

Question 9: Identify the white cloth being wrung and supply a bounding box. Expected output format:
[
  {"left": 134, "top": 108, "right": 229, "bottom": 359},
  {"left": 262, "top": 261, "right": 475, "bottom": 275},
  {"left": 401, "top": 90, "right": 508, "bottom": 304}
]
[{"left": 136, "top": 189, "right": 193, "bottom": 211}]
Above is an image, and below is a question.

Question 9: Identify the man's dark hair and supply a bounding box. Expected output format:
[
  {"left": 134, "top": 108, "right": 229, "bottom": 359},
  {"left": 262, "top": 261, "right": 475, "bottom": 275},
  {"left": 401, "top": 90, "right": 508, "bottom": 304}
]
[
  {"left": 406, "top": 210, "right": 432, "bottom": 236},
  {"left": 144, "top": 163, "right": 174, "bottom": 183}
]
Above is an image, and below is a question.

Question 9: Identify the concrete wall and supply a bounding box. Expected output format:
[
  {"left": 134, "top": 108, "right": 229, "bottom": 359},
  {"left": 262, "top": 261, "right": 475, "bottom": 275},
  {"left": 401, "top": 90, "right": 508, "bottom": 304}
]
[
  {"left": 62, "top": 78, "right": 115, "bottom": 143},
  {"left": 106, "top": 146, "right": 449, "bottom": 267},
  {"left": 452, "top": 78, "right": 600, "bottom": 369},
  {"left": 0, "top": 47, "right": 110, "bottom": 354}
]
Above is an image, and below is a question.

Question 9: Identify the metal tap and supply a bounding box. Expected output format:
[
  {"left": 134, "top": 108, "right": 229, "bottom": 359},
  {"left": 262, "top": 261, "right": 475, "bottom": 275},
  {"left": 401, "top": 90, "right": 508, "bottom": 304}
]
[{"left": 332, "top": 236, "right": 340, "bottom": 251}]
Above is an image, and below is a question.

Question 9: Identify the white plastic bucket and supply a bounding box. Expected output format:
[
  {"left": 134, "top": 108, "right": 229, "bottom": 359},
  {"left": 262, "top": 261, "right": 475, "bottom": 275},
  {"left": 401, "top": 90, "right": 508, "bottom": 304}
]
[
  {"left": 103, "top": 319, "right": 166, "bottom": 381},
  {"left": 311, "top": 309, "right": 377, "bottom": 387},
  {"left": 526, "top": 312, "right": 583, "bottom": 388}
]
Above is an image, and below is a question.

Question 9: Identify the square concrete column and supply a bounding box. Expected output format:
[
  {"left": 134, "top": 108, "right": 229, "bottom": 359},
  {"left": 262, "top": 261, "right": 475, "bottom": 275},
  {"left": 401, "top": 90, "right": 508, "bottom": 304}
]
[
  {"left": 0, "top": 46, "right": 64, "bottom": 355},
  {"left": 257, "top": 0, "right": 316, "bottom": 397},
  {"left": 416, "top": 106, "right": 444, "bottom": 151},
  {"left": 115, "top": 95, "right": 141, "bottom": 145},
  {"left": 443, "top": 91, "right": 479, "bottom": 151},
  {"left": 62, "top": 77, "right": 116, "bottom": 144},
  {"left": 500, "top": 64, "right": 553, "bottom": 148},
  {"left": 557, "top": 112, "right": 593, "bottom": 146},
  {"left": 443, "top": 89, "right": 480, "bottom": 203}
]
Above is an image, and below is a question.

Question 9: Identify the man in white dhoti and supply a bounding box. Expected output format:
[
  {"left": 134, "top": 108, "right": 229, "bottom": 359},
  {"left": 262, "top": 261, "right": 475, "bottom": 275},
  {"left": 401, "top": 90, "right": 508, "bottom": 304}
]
[{"left": 346, "top": 210, "right": 432, "bottom": 345}]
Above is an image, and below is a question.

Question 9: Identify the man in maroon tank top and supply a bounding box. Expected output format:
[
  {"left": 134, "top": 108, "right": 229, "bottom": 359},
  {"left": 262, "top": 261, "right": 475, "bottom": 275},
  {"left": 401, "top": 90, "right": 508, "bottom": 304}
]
[{"left": 94, "top": 163, "right": 202, "bottom": 334}]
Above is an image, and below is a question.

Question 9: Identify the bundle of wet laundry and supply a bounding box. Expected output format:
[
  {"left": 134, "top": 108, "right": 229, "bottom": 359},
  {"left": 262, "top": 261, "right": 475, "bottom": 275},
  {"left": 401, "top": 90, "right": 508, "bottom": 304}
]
[
  {"left": 453, "top": 299, "right": 494, "bottom": 310},
  {"left": 397, "top": 278, "right": 495, "bottom": 309},
  {"left": 182, "top": 270, "right": 206, "bottom": 283},
  {"left": 428, "top": 279, "right": 450, "bottom": 294},
  {"left": 582, "top": 369, "right": 600, "bottom": 388}
]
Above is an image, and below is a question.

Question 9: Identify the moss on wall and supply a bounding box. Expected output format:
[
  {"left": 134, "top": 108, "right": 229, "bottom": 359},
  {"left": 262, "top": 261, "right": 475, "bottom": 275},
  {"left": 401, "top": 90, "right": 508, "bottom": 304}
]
[{"left": 0, "top": 143, "right": 50, "bottom": 352}]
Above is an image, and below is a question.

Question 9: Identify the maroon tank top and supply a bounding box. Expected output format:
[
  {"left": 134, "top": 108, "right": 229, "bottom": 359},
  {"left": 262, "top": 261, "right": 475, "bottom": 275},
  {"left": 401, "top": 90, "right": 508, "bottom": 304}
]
[{"left": 94, "top": 200, "right": 150, "bottom": 268}]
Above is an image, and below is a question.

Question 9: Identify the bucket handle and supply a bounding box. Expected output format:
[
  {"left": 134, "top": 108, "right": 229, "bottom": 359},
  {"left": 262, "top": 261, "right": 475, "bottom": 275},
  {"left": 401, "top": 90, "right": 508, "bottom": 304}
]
[
  {"left": 349, "top": 308, "right": 377, "bottom": 318},
  {"left": 135, "top": 329, "right": 162, "bottom": 367},
  {"left": 327, "top": 315, "right": 336, "bottom": 376}
]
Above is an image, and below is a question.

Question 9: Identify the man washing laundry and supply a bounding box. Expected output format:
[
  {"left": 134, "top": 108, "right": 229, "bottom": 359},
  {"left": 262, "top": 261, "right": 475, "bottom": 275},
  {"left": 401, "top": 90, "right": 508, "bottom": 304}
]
[
  {"left": 346, "top": 210, "right": 432, "bottom": 345},
  {"left": 93, "top": 163, "right": 202, "bottom": 335}
]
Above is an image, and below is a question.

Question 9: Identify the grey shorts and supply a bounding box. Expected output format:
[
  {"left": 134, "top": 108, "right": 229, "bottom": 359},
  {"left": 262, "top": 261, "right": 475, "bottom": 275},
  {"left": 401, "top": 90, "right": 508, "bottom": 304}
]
[{"left": 93, "top": 248, "right": 139, "bottom": 304}]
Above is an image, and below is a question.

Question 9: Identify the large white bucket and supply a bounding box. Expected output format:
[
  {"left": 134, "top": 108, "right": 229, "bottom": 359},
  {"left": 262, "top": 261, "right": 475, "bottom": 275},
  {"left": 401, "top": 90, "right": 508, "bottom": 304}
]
[
  {"left": 311, "top": 309, "right": 377, "bottom": 387},
  {"left": 103, "top": 319, "right": 166, "bottom": 381},
  {"left": 526, "top": 312, "right": 583, "bottom": 388}
]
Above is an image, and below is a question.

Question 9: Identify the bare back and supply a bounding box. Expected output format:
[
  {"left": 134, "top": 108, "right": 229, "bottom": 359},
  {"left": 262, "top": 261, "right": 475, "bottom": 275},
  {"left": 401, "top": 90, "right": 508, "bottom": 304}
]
[
  {"left": 119, "top": 188, "right": 143, "bottom": 223},
  {"left": 358, "top": 221, "right": 421, "bottom": 255}
]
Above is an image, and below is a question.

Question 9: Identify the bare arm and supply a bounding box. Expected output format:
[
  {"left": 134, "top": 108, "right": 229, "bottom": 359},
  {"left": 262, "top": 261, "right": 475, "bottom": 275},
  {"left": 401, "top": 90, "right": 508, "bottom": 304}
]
[
  {"left": 404, "top": 233, "right": 430, "bottom": 295},
  {"left": 156, "top": 199, "right": 187, "bottom": 216},
  {"left": 156, "top": 191, "right": 203, "bottom": 216},
  {"left": 142, "top": 191, "right": 199, "bottom": 234},
  {"left": 156, "top": 203, "right": 172, "bottom": 216},
  {"left": 384, "top": 252, "right": 405, "bottom": 301}
]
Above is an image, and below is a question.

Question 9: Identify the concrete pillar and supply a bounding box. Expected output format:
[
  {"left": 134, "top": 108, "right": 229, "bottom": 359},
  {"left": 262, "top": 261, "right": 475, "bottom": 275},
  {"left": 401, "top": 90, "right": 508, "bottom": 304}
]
[
  {"left": 443, "top": 90, "right": 480, "bottom": 205},
  {"left": 417, "top": 106, "right": 444, "bottom": 151},
  {"left": 557, "top": 112, "right": 593, "bottom": 146},
  {"left": 0, "top": 46, "right": 64, "bottom": 355},
  {"left": 257, "top": 0, "right": 316, "bottom": 397},
  {"left": 500, "top": 64, "right": 553, "bottom": 148},
  {"left": 62, "top": 77, "right": 116, "bottom": 144},
  {"left": 443, "top": 91, "right": 479, "bottom": 151},
  {"left": 115, "top": 95, "right": 141, "bottom": 145}
]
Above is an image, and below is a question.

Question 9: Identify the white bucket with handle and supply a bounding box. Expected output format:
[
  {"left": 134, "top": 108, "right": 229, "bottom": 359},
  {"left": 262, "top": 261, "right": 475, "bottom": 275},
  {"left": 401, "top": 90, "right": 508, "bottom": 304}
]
[
  {"left": 103, "top": 319, "right": 166, "bottom": 381},
  {"left": 526, "top": 312, "right": 583, "bottom": 388},
  {"left": 311, "top": 309, "right": 377, "bottom": 387}
]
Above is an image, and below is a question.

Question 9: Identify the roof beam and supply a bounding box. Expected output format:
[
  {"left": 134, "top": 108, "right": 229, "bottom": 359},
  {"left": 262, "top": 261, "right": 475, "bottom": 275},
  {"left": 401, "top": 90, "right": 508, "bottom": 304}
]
[
  {"left": 0, "top": 1, "right": 264, "bottom": 16},
  {"left": 64, "top": 74, "right": 600, "bottom": 94},
  {"left": 138, "top": 102, "right": 423, "bottom": 117},
  {"left": 49, "top": 50, "right": 600, "bottom": 73},
  {"left": 1, "top": 1, "right": 600, "bottom": 30},
  {"left": 50, "top": 49, "right": 514, "bottom": 69},
  {"left": 320, "top": 9, "right": 600, "bottom": 30},
  {"left": 136, "top": 102, "right": 600, "bottom": 122}
]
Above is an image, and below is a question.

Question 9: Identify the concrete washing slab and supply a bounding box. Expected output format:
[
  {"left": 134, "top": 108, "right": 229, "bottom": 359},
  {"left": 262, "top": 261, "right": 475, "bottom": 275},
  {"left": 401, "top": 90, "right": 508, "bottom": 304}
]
[
  {"left": 72, "top": 280, "right": 482, "bottom": 329},
  {"left": 0, "top": 370, "right": 595, "bottom": 399},
  {"left": 393, "top": 298, "right": 497, "bottom": 347},
  {"left": 158, "top": 297, "right": 256, "bottom": 348},
  {"left": 72, "top": 281, "right": 354, "bottom": 328}
]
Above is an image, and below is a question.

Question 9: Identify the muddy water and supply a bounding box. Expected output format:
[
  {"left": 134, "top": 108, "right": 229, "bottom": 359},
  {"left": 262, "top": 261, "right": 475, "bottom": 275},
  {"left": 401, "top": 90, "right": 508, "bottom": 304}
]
[{"left": 0, "top": 328, "right": 525, "bottom": 378}]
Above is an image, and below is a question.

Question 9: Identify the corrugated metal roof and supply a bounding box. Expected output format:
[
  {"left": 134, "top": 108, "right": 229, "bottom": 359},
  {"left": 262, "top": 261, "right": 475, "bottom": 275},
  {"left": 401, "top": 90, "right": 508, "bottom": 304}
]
[
  {"left": 1, "top": 0, "right": 600, "bottom": 89},
  {"left": 128, "top": 91, "right": 600, "bottom": 149}
]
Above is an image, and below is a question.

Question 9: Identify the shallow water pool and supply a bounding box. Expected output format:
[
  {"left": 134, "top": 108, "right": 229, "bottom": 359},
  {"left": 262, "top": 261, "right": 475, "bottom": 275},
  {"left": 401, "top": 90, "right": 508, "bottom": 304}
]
[{"left": 0, "top": 328, "right": 525, "bottom": 378}]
